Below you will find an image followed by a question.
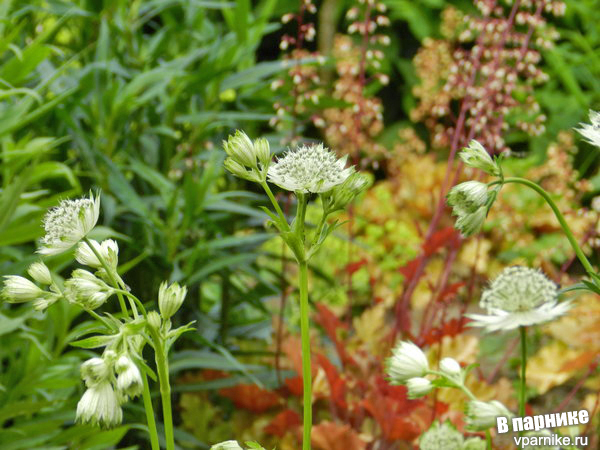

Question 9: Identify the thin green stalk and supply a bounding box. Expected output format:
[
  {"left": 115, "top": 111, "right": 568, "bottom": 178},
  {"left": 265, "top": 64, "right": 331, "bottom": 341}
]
[
  {"left": 142, "top": 371, "right": 160, "bottom": 450},
  {"left": 492, "top": 178, "right": 596, "bottom": 275},
  {"left": 261, "top": 181, "right": 290, "bottom": 230},
  {"left": 115, "top": 288, "right": 148, "bottom": 316},
  {"left": 299, "top": 260, "right": 312, "bottom": 450},
  {"left": 155, "top": 341, "right": 175, "bottom": 450},
  {"left": 485, "top": 430, "right": 492, "bottom": 450},
  {"left": 519, "top": 326, "right": 527, "bottom": 419},
  {"left": 83, "top": 237, "right": 130, "bottom": 317},
  {"left": 296, "top": 193, "right": 308, "bottom": 240}
]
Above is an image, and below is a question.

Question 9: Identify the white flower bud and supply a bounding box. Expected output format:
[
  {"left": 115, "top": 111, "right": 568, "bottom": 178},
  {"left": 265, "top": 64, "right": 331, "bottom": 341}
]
[
  {"left": 76, "top": 381, "right": 123, "bottom": 428},
  {"left": 81, "top": 357, "right": 111, "bottom": 387},
  {"left": 1, "top": 275, "right": 45, "bottom": 302},
  {"left": 28, "top": 262, "right": 52, "bottom": 285},
  {"left": 454, "top": 205, "right": 487, "bottom": 237},
  {"left": 386, "top": 340, "right": 429, "bottom": 384},
  {"left": 223, "top": 157, "right": 261, "bottom": 183},
  {"left": 115, "top": 355, "right": 143, "bottom": 399},
  {"left": 406, "top": 377, "right": 433, "bottom": 398},
  {"left": 147, "top": 310, "right": 162, "bottom": 331},
  {"left": 459, "top": 140, "right": 500, "bottom": 176},
  {"left": 447, "top": 181, "right": 488, "bottom": 217},
  {"left": 465, "top": 400, "right": 512, "bottom": 431},
  {"left": 75, "top": 239, "right": 119, "bottom": 269},
  {"left": 210, "top": 441, "right": 244, "bottom": 450},
  {"left": 158, "top": 281, "right": 187, "bottom": 319},
  {"left": 439, "top": 357, "right": 462, "bottom": 378},
  {"left": 65, "top": 269, "right": 114, "bottom": 309}
]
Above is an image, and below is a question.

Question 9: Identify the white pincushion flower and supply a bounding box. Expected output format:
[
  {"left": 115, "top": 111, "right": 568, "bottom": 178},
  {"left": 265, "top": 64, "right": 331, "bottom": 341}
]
[
  {"left": 459, "top": 140, "right": 500, "bottom": 176},
  {"left": 39, "top": 192, "right": 100, "bottom": 255},
  {"left": 466, "top": 266, "right": 571, "bottom": 332},
  {"left": 28, "top": 262, "right": 53, "bottom": 285},
  {"left": 439, "top": 357, "right": 462, "bottom": 378},
  {"left": 386, "top": 340, "right": 429, "bottom": 384},
  {"left": 267, "top": 143, "right": 354, "bottom": 194},
  {"left": 419, "top": 421, "right": 464, "bottom": 450},
  {"left": 65, "top": 269, "right": 115, "bottom": 309},
  {"left": 465, "top": 400, "right": 512, "bottom": 431},
  {"left": 115, "top": 355, "right": 143, "bottom": 399},
  {"left": 406, "top": 377, "right": 433, "bottom": 398},
  {"left": 575, "top": 110, "right": 600, "bottom": 149},
  {"left": 75, "top": 239, "right": 119, "bottom": 269},
  {"left": 210, "top": 441, "right": 244, "bottom": 450},
  {"left": 158, "top": 281, "right": 187, "bottom": 319},
  {"left": 1, "top": 275, "right": 46, "bottom": 302},
  {"left": 76, "top": 381, "right": 123, "bottom": 428}
]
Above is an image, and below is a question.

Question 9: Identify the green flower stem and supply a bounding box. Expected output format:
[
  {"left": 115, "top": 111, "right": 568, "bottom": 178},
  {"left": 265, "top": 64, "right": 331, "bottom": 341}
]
[
  {"left": 115, "top": 289, "right": 148, "bottom": 316},
  {"left": 150, "top": 329, "right": 175, "bottom": 450},
  {"left": 261, "top": 181, "right": 290, "bottom": 231},
  {"left": 492, "top": 177, "right": 596, "bottom": 276},
  {"left": 299, "top": 260, "right": 312, "bottom": 450},
  {"left": 82, "top": 237, "right": 158, "bottom": 447},
  {"left": 485, "top": 430, "right": 492, "bottom": 450},
  {"left": 83, "top": 237, "right": 129, "bottom": 317},
  {"left": 519, "top": 326, "right": 527, "bottom": 420},
  {"left": 295, "top": 193, "right": 308, "bottom": 242},
  {"left": 142, "top": 371, "right": 161, "bottom": 450}
]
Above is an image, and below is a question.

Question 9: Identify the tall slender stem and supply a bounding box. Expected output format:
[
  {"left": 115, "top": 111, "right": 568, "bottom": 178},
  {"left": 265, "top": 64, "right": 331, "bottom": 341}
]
[
  {"left": 495, "top": 178, "right": 596, "bottom": 276},
  {"left": 261, "top": 181, "right": 290, "bottom": 230},
  {"left": 142, "top": 371, "right": 160, "bottom": 450},
  {"left": 299, "top": 260, "right": 312, "bottom": 450},
  {"left": 155, "top": 342, "right": 174, "bottom": 450},
  {"left": 519, "top": 326, "right": 527, "bottom": 420}
]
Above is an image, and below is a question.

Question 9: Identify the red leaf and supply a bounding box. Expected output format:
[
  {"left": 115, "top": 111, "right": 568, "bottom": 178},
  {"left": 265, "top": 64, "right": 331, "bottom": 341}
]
[
  {"left": 312, "top": 421, "right": 367, "bottom": 450},
  {"left": 314, "top": 304, "right": 356, "bottom": 367},
  {"left": 218, "top": 384, "right": 280, "bottom": 413},
  {"left": 284, "top": 375, "right": 304, "bottom": 397},
  {"left": 264, "top": 409, "right": 301, "bottom": 437},
  {"left": 436, "top": 282, "right": 465, "bottom": 303},
  {"left": 399, "top": 256, "right": 424, "bottom": 281},
  {"left": 344, "top": 258, "right": 368, "bottom": 276},
  {"left": 422, "top": 227, "right": 460, "bottom": 257},
  {"left": 316, "top": 354, "right": 348, "bottom": 410}
]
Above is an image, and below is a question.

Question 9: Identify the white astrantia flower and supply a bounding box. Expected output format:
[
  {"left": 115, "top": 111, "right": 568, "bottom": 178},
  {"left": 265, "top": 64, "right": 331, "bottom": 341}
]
[
  {"left": 465, "top": 400, "right": 512, "bottom": 431},
  {"left": 459, "top": 140, "right": 500, "bottom": 176},
  {"left": 267, "top": 143, "right": 354, "bottom": 194},
  {"left": 65, "top": 269, "right": 115, "bottom": 309},
  {"left": 75, "top": 239, "right": 119, "bottom": 269},
  {"left": 210, "top": 441, "right": 244, "bottom": 450},
  {"left": 81, "top": 357, "right": 111, "bottom": 387},
  {"left": 76, "top": 381, "right": 123, "bottom": 428},
  {"left": 27, "top": 261, "right": 53, "bottom": 285},
  {"left": 158, "top": 281, "right": 187, "bottom": 319},
  {"left": 419, "top": 421, "right": 464, "bottom": 450},
  {"left": 386, "top": 340, "right": 429, "bottom": 384},
  {"left": 439, "top": 357, "right": 462, "bottom": 378},
  {"left": 406, "top": 377, "right": 433, "bottom": 398},
  {"left": 39, "top": 192, "right": 100, "bottom": 255},
  {"left": 115, "top": 355, "right": 143, "bottom": 399},
  {"left": 575, "top": 110, "right": 600, "bottom": 149},
  {"left": 447, "top": 181, "right": 488, "bottom": 217},
  {"left": 1, "top": 275, "right": 45, "bottom": 302},
  {"left": 466, "top": 266, "right": 571, "bottom": 332}
]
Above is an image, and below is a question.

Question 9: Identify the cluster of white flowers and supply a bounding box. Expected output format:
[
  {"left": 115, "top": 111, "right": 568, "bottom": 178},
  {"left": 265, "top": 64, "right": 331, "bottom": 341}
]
[
  {"left": 76, "top": 350, "right": 143, "bottom": 428},
  {"left": 419, "top": 421, "right": 485, "bottom": 450},
  {"left": 466, "top": 266, "right": 571, "bottom": 332},
  {"left": 1, "top": 261, "right": 60, "bottom": 311},
  {"left": 223, "top": 130, "right": 272, "bottom": 183}
]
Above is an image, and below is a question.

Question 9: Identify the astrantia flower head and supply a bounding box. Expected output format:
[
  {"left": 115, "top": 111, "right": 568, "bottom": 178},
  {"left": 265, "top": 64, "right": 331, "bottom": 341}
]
[
  {"left": 459, "top": 140, "right": 501, "bottom": 176},
  {"left": 81, "top": 357, "right": 111, "bottom": 387},
  {"left": 454, "top": 205, "right": 487, "bottom": 237},
  {"left": 386, "top": 340, "right": 429, "bottom": 384},
  {"left": 158, "top": 281, "right": 187, "bottom": 319},
  {"left": 76, "top": 381, "right": 123, "bottom": 428},
  {"left": 575, "top": 110, "right": 600, "bottom": 149},
  {"left": 65, "top": 269, "right": 115, "bottom": 309},
  {"left": 466, "top": 266, "right": 571, "bottom": 332},
  {"left": 210, "top": 441, "right": 244, "bottom": 450},
  {"left": 28, "top": 261, "right": 52, "bottom": 285},
  {"left": 39, "top": 192, "right": 100, "bottom": 255},
  {"left": 465, "top": 400, "right": 512, "bottom": 431},
  {"left": 75, "top": 239, "right": 119, "bottom": 269},
  {"left": 115, "top": 355, "right": 143, "bottom": 399},
  {"left": 223, "top": 130, "right": 271, "bottom": 182},
  {"left": 439, "top": 357, "right": 462, "bottom": 379},
  {"left": 1, "top": 275, "right": 46, "bottom": 303},
  {"left": 267, "top": 143, "right": 354, "bottom": 194},
  {"left": 406, "top": 377, "right": 433, "bottom": 398},
  {"left": 419, "top": 421, "right": 464, "bottom": 450},
  {"left": 447, "top": 181, "right": 488, "bottom": 217}
]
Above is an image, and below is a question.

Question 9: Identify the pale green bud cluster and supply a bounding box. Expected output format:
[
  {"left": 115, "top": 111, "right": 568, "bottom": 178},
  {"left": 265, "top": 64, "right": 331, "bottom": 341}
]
[
  {"left": 65, "top": 269, "right": 115, "bottom": 309},
  {"left": 447, "top": 181, "right": 490, "bottom": 237},
  {"left": 406, "top": 377, "right": 433, "bottom": 398},
  {"left": 223, "top": 130, "right": 271, "bottom": 182},
  {"left": 76, "top": 239, "right": 119, "bottom": 269},
  {"left": 324, "top": 172, "right": 371, "bottom": 212},
  {"left": 465, "top": 400, "right": 513, "bottom": 431},
  {"left": 459, "top": 140, "right": 501, "bottom": 176},
  {"left": 1, "top": 262, "right": 61, "bottom": 311},
  {"left": 158, "top": 281, "right": 187, "bottom": 319},
  {"left": 386, "top": 340, "right": 429, "bottom": 384}
]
